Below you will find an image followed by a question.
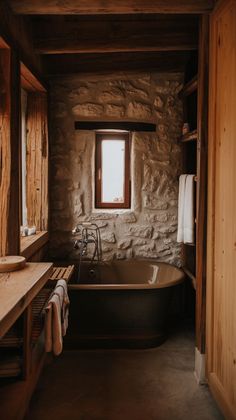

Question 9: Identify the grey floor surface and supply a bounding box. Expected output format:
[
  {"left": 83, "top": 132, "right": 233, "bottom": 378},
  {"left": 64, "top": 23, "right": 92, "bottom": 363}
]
[{"left": 26, "top": 324, "right": 223, "bottom": 420}]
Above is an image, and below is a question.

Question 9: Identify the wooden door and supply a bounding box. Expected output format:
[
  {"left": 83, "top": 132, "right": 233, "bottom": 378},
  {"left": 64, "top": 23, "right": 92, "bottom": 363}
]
[{"left": 207, "top": 0, "right": 236, "bottom": 418}]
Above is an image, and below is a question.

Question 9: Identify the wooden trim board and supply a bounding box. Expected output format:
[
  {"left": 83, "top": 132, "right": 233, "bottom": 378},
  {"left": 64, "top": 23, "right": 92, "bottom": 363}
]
[
  {"left": 8, "top": 0, "right": 215, "bottom": 14},
  {"left": 20, "top": 231, "right": 49, "bottom": 260},
  {"left": 206, "top": 1, "right": 236, "bottom": 417}
]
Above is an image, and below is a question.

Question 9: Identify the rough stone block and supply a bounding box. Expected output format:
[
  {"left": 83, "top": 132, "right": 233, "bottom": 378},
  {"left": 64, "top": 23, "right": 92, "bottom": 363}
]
[
  {"left": 90, "top": 213, "right": 117, "bottom": 221},
  {"left": 118, "top": 239, "right": 132, "bottom": 250},
  {"left": 102, "top": 245, "right": 114, "bottom": 253},
  {"left": 106, "top": 104, "right": 125, "bottom": 117},
  {"left": 133, "top": 239, "right": 147, "bottom": 246},
  {"left": 68, "top": 86, "right": 89, "bottom": 100},
  {"left": 72, "top": 102, "right": 104, "bottom": 117},
  {"left": 118, "top": 213, "right": 137, "bottom": 223},
  {"left": 154, "top": 96, "right": 164, "bottom": 109},
  {"left": 128, "top": 226, "right": 153, "bottom": 239},
  {"left": 143, "top": 195, "right": 168, "bottom": 210},
  {"left": 144, "top": 213, "right": 168, "bottom": 223},
  {"left": 100, "top": 88, "right": 124, "bottom": 101},
  {"left": 127, "top": 101, "right": 152, "bottom": 120},
  {"left": 158, "top": 226, "right": 177, "bottom": 234},
  {"left": 101, "top": 232, "right": 116, "bottom": 243}
]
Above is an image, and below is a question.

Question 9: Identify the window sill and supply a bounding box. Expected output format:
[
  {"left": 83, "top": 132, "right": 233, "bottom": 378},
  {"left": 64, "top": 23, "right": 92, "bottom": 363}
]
[
  {"left": 92, "top": 209, "right": 132, "bottom": 215},
  {"left": 20, "top": 231, "right": 49, "bottom": 260}
]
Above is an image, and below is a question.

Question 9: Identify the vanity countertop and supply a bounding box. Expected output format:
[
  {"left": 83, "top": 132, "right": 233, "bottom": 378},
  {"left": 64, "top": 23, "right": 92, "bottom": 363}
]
[{"left": 0, "top": 262, "right": 53, "bottom": 339}]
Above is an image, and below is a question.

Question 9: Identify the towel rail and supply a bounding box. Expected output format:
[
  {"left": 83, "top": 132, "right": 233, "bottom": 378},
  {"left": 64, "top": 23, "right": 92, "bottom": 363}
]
[{"left": 46, "top": 265, "right": 75, "bottom": 288}]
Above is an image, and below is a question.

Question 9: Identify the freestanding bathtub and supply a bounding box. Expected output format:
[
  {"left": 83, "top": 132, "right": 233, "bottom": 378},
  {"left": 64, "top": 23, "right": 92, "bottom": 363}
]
[{"left": 66, "top": 259, "right": 185, "bottom": 348}]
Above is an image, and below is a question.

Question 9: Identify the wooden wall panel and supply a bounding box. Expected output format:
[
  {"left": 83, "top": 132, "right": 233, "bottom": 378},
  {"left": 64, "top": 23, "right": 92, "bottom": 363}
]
[
  {"left": 26, "top": 93, "right": 48, "bottom": 231},
  {"left": 0, "top": 47, "right": 20, "bottom": 256},
  {"left": 196, "top": 15, "right": 209, "bottom": 354},
  {"left": 207, "top": 0, "right": 236, "bottom": 418},
  {"left": 0, "top": 49, "right": 11, "bottom": 256}
]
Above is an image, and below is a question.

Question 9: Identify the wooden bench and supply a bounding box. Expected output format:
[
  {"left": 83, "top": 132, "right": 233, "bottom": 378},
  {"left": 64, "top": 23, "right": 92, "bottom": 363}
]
[{"left": 46, "top": 265, "right": 75, "bottom": 286}]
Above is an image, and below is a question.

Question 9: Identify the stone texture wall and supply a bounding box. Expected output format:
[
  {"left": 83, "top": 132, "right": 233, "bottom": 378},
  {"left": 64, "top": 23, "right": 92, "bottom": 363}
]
[{"left": 49, "top": 72, "right": 183, "bottom": 266}]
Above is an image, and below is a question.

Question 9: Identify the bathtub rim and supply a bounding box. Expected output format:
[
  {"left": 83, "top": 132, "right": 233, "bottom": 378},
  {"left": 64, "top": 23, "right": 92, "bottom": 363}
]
[{"left": 69, "top": 260, "right": 185, "bottom": 290}]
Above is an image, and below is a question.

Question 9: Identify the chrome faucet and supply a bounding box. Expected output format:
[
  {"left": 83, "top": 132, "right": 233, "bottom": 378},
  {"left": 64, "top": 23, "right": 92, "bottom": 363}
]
[
  {"left": 72, "top": 222, "right": 103, "bottom": 282},
  {"left": 72, "top": 222, "right": 99, "bottom": 256}
]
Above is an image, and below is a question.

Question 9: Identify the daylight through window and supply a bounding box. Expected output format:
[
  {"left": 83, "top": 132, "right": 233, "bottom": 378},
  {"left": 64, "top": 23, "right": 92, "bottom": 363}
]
[{"left": 95, "top": 132, "right": 131, "bottom": 209}]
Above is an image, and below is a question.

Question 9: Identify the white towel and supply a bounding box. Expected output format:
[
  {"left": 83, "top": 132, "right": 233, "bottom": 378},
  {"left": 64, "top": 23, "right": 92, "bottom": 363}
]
[
  {"left": 177, "top": 174, "right": 195, "bottom": 244},
  {"left": 56, "top": 279, "right": 70, "bottom": 336},
  {"left": 184, "top": 175, "right": 195, "bottom": 244},
  {"left": 44, "top": 279, "right": 70, "bottom": 356},
  {"left": 177, "top": 174, "right": 187, "bottom": 243}
]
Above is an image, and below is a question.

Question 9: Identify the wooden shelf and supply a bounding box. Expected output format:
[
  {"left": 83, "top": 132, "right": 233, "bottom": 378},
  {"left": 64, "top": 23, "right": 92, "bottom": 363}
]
[
  {"left": 183, "top": 266, "right": 196, "bottom": 290},
  {"left": 0, "top": 327, "right": 23, "bottom": 348},
  {"left": 179, "top": 75, "right": 198, "bottom": 98},
  {"left": 0, "top": 350, "right": 22, "bottom": 378},
  {"left": 0, "top": 263, "right": 53, "bottom": 339},
  {"left": 180, "top": 129, "right": 198, "bottom": 143},
  {"left": 20, "top": 231, "right": 49, "bottom": 260}
]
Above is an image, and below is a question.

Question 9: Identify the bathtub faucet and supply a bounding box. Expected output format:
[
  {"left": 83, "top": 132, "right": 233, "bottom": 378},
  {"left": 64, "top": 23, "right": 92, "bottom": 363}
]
[
  {"left": 72, "top": 223, "right": 100, "bottom": 255},
  {"left": 74, "top": 237, "right": 97, "bottom": 256},
  {"left": 72, "top": 222, "right": 103, "bottom": 283}
]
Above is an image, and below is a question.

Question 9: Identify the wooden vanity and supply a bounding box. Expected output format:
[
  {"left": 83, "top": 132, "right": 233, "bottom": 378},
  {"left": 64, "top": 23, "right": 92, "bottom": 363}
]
[
  {"left": 0, "top": 262, "right": 53, "bottom": 419},
  {"left": 0, "top": 262, "right": 53, "bottom": 339}
]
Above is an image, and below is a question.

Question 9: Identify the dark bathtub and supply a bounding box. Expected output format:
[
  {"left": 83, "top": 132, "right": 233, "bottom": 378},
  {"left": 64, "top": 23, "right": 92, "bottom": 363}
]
[{"left": 66, "top": 259, "right": 185, "bottom": 348}]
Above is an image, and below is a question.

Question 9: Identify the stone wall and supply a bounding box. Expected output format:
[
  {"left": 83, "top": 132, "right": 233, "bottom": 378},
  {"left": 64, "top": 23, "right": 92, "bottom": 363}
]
[{"left": 49, "top": 72, "right": 183, "bottom": 266}]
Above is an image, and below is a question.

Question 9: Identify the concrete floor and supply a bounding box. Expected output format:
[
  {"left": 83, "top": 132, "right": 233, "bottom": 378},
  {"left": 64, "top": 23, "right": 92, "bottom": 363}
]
[{"left": 27, "top": 323, "right": 223, "bottom": 420}]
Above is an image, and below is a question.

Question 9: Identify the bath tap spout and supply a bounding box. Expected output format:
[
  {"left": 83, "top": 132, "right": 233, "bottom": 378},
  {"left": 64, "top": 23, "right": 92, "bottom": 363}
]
[{"left": 72, "top": 222, "right": 103, "bottom": 283}]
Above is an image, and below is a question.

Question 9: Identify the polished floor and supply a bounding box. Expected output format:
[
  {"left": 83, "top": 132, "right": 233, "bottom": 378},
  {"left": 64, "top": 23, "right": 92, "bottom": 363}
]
[{"left": 27, "top": 323, "right": 223, "bottom": 420}]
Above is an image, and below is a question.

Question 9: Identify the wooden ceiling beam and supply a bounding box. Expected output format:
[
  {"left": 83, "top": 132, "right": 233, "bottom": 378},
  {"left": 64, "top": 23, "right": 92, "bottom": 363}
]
[
  {"left": 33, "top": 16, "right": 198, "bottom": 54},
  {"left": 0, "top": 2, "right": 43, "bottom": 75},
  {"left": 42, "top": 51, "right": 190, "bottom": 76},
  {"left": 8, "top": 0, "right": 214, "bottom": 15}
]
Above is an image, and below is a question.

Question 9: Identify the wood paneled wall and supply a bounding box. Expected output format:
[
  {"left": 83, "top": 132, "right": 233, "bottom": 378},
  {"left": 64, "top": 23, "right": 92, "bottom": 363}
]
[
  {"left": 26, "top": 93, "right": 48, "bottom": 231},
  {"left": 207, "top": 0, "right": 236, "bottom": 417},
  {"left": 0, "top": 1, "right": 47, "bottom": 258},
  {"left": 196, "top": 15, "right": 209, "bottom": 354},
  {"left": 0, "top": 46, "right": 20, "bottom": 256}
]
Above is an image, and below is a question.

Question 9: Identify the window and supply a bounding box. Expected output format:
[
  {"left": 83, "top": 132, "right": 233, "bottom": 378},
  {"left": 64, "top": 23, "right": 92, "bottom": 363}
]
[
  {"left": 95, "top": 132, "right": 131, "bottom": 209},
  {"left": 20, "top": 63, "right": 49, "bottom": 233},
  {"left": 21, "top": 88, "right": 28, "bottom": 227}
]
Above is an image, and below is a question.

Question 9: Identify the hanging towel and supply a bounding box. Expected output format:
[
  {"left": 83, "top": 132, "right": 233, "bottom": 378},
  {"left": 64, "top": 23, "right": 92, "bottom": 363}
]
[
  {"left": 57, "top": 279, "right": 70, "bottom": 336},
  {"left": 44, "top": 279, "right": 70, "bottom": 356},
  {"left": 44, "top": 301, "right": 53, "bottom": 353},
  {"left": 183, "top": 175, "right": 195, "bottom": 244},
  {"left": 177, "top": 174, "right": 187, "bottom": 243}
]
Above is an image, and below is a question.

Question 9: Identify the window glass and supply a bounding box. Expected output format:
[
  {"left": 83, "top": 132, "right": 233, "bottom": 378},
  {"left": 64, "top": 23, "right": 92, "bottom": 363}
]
[
  {"left": 95, "top": 132, "right": 130, "bottom": 209},
  {"left": 101, "top": 139, "right": 125, "bottom": 204},
  {"left": 21, "top": 89, "right": 27, "bottom": 226}
]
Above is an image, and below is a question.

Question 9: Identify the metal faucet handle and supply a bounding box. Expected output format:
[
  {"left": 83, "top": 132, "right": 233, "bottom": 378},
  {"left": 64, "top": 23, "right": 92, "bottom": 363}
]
[{"left": 72, "top": 226, "right": 80, "bottom": 235}]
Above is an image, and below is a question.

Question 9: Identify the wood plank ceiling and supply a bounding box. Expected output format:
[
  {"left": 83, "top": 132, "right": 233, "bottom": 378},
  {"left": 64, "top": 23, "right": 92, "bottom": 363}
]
[{"left": 7, "top": 0, "right": 211, "bottom": 76}]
